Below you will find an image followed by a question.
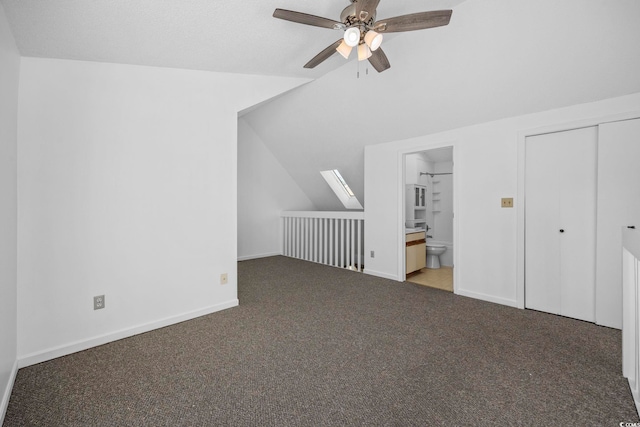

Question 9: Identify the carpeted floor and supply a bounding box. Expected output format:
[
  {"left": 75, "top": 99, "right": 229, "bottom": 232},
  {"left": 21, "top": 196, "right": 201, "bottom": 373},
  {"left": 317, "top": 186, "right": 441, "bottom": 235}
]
[{"left": 4, "top": 256, "right": 639, "bottom": 426}]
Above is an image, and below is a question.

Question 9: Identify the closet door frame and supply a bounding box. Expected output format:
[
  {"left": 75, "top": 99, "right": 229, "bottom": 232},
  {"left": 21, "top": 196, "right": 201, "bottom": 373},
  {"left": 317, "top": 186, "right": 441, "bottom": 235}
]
[{"left": 516, "top": 110, "right": 640, "bottom": 311}]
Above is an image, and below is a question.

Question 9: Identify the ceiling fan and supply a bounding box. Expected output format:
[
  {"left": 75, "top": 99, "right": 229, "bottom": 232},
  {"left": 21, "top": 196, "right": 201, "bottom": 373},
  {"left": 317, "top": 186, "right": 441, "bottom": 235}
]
[{"left": 273, "top": 0, "right": 453, "bottom": 73}]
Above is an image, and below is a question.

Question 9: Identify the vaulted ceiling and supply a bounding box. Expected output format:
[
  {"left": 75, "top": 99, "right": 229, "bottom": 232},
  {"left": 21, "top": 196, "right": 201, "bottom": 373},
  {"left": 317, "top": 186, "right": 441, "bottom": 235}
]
[
  {"left": 3, "top": 0, "right": 640, "bottom": 210},
  {"left": 0, "top": 0, "right": 465, "bottom": 79},
  {"left": 241, "top": 0, "right": 640, "bottom": 209}
]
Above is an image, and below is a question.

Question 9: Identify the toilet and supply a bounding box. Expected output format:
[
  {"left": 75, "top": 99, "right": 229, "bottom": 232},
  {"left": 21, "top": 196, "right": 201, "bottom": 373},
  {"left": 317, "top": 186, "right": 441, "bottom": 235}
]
[{"left": 426, "top": 244, "right": 447, "bottom": 269}]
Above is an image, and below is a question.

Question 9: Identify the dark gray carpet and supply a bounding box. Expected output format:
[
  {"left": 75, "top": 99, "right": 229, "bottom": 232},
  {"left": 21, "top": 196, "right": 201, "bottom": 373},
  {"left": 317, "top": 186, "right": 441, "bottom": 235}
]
[{"left": 4, "top": 256, "right": 639, "bottom": 426}]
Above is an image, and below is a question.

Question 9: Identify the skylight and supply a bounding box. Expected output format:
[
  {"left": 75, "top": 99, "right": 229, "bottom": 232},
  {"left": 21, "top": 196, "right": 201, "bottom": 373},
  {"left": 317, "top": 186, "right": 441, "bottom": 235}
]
[{"left": 320, "top": 169, "right": 363, "bottom": 210}]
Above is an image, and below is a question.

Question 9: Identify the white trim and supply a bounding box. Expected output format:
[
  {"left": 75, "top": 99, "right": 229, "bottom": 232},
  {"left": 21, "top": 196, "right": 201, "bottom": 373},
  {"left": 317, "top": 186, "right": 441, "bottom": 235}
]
[
  {"left": 0, "top": 360, "right": 18, "bottom": 425},
  {"left": 516, "top": 110, "right": 640, "bottom": 309},
  {"left": 363, "top": 268, "right": 402, "bottom": 282},
  {"left": 456, "top": 289, "right": 518, "bottom": 308},
  {"left": 397, "top": 141, "right": 457, "bottom": 285},
  {"left": 17, "top": 300, "right": 239, "bottom": 368},
  {"left": 237, "top": 252, "right": 281, "bottom": 261}
]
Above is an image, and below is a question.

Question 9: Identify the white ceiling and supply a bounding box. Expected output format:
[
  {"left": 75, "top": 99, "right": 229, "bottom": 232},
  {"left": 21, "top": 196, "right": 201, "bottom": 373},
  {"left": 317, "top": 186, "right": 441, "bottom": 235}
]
[{"left": 0, "top": 0, "right": 467, "bottom": 79}]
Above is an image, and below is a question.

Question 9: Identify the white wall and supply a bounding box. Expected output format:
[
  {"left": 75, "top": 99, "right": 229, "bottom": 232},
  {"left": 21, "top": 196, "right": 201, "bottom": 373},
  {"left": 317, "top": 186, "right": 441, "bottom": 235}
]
[
  {"left": 0, "top": 2, "right": 19, "bottom": 421},
  {"left": 16, "top": 57, "right": 308, "bottom": 366},
  {"left": 237, "top": 118, "right": 315, "bottom": 260},
  {"left": 364, "top": 92, "right": 640, "bottom": 307}
]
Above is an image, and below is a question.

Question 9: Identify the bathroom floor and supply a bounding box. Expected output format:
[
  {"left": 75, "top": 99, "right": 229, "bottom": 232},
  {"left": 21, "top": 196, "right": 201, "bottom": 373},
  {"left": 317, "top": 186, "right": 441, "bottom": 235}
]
[{"left": 406, "top": 266, "right": 453, "bottom": 292}]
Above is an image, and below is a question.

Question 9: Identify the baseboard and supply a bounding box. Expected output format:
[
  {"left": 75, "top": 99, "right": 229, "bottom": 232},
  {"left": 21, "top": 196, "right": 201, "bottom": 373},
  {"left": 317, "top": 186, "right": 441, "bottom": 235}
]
[
  {"left": 17, "top": 299, "right": 239, "bottom": 368},
  {"left": 0, "top": 359, "right": 18, "bottom": 425},
  {"left": 363, "top": 269, "right": 402, "bottom": 281},
  {"left": 456, "top": 289, "right": 518, "bottom": 308},
  {"left": 237, "top": 252, "right": 281, "bottom": 262}
]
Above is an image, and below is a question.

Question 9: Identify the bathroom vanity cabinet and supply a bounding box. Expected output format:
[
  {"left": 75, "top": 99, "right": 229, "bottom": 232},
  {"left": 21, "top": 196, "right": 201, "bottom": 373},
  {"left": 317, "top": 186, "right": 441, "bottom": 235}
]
[{"left": 406, "top": 231, "right": 426, "bottom": 274}]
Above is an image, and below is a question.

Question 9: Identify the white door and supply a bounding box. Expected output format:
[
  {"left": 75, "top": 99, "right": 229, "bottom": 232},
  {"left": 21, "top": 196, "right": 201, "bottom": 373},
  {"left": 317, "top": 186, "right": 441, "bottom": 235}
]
[
  {"left": 596, "top": 118, "right": 640, "bottom": 329},
  {"left": 525, "top": 127, "right": 597, "bottom": 322}
]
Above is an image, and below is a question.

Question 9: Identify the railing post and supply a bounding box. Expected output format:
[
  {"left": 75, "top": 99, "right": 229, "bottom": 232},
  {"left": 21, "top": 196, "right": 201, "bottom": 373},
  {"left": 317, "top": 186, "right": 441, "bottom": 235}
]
[{"left": 358, "top": 219, "right": 362, "bottom": 272}]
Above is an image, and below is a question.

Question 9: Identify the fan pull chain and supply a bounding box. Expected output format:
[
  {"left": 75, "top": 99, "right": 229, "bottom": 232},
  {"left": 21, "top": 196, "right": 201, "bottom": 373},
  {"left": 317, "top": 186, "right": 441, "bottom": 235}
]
[{"left": 356, "top": 60, "right": 370, "bottom": 79}]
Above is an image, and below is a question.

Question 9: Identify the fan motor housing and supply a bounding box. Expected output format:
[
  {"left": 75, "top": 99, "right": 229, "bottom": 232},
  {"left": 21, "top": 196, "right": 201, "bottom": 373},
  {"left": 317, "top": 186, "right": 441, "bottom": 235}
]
[{"left": 340, "top": 2, "right": 376, "bottom": 25}]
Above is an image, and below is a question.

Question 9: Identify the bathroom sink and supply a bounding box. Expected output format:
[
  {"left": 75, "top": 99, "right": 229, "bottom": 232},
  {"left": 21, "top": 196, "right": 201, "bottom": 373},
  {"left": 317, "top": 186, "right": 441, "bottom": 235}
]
[{"left": 405, "top": 227, "right": 424, "bottom": 234}]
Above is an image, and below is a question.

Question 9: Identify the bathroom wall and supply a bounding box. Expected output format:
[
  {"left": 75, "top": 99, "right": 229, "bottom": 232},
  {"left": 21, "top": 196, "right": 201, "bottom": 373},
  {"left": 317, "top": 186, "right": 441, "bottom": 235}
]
[
  {"left": 404, "top": 153, "right": 433, "bottom": 230},
  {"left": 431, "top": 161, "right": 453, "bottom": 266},
  {"left": 405, "top": 153, "right": 432, "bottom": 186},
  {"left": 432, "top": 161, "right": 453, "bottom": 242}
]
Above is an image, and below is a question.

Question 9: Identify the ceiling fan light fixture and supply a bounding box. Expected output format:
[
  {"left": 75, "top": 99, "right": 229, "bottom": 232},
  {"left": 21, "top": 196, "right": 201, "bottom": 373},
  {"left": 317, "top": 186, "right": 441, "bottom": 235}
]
[
  {"left": 343, "top": 27, "right": 361, "bottom": 47},
  {"left": 364, "top": 30, "right": 383, "bottom": 51},
  {"left": 357, "top": 43, "right": 372, "bottom": 61},
  {"left": 336, "top": 41, "right": 353, "bottom": 59}
]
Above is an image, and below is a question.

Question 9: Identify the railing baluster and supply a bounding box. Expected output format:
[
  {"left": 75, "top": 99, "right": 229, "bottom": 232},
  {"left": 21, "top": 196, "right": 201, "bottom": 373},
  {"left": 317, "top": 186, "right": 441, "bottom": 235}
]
[
  {"left": 329, "top": 219, "right": 334, "bottom": 266},
  {"left": 319, "top": 218, "right": 324, "bottom": 264},
  {"left": 305, "top": 218, "right": 309, "bottom": 261},
  {"left": 282, "top": 218, "right": 289, "bottom": 256},
  {"left": 289, "top": 217, "right": 293, "bottom": 257},
  {"left": 314, "top": 218, "right": 319, "bottom": 263},
  {"left": 280, "top": 212, "right": 364, "bottom": 271},
  {"left": 334, "top": 219, "right": 339, "bottom": 267},
  {"left": 346, "top": 219, "right": 351, "bottom": 268},
  {"left": 350, "top": 219, "right": 355, "bottom": 270},
  {"left": 340, "top": 219, "right": 344, "bottom": 267},
  {"left": 323, "top": 218, "right": 327, "bottom": 264},
  {"left": 307, "top": 218, "right": 314, "bottom": 261},
  {"left": 297, "top": 217, "right": 301, "bottom": 259}
]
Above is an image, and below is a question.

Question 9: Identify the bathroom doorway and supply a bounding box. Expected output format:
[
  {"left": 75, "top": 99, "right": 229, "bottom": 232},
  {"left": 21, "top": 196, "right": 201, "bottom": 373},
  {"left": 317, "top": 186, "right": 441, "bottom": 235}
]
[{"left": 403, "top": 146, "right": 454, "bottom": 292}]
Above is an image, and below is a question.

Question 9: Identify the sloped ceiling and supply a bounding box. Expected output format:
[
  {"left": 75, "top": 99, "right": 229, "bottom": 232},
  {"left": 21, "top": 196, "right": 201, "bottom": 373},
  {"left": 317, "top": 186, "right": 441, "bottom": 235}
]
[
  {"left": 0, "top": 0, "right": 464, "bottom": 79},
  {"left": 3, "top": 0, "right": 640, "bottom": 211},
  {"left": 242, "top": 0, "right": 640, "bottom": 210}
]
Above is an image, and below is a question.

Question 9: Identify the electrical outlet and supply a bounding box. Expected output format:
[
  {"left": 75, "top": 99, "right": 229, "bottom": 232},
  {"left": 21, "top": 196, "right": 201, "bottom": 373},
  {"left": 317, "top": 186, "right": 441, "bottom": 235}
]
[
  {"left": 501, "top": 198, "right": 514, "bottom": 208},
  {"left": 94, "top": 295, "right": 105, "bottom": 310},
  {"left": 220, "top": 273, "right": 228, "bottom": 285},
  {"left": 370, "top": 251, "right": 375, "bottom": 258}
]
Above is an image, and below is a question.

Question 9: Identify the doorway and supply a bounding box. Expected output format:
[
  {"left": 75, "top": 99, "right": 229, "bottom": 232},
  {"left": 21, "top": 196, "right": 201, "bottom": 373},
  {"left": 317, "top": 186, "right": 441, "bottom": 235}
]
[{"left": 403, "top": 147, "right": 454, "bottom": 292}]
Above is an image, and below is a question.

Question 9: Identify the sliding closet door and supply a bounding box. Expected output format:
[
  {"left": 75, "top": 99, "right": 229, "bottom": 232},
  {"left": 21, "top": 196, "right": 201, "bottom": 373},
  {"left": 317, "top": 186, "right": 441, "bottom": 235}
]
[
  {"left": 525, "top": 127, "right": 597, "bottom": 322},
  {"left": 596, "top": 118, "right": 640, "bottom": 329},
  {"left": 525, "top": 134, "right": 561, "bottom": 314}
]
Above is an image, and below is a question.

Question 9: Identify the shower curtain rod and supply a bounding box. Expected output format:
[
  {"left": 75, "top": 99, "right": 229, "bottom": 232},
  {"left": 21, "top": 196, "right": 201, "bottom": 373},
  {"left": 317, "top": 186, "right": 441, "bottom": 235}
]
[{"left": 420, "top": 172, "right": 453, "bottom": 177}]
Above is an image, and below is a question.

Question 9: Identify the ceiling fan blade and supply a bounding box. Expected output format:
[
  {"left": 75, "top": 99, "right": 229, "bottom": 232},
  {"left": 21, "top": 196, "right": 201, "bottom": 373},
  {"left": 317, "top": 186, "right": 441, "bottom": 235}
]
[
  {"left": 304, "top": 39, "right": 343, "bottom": 69},
  {"left": 374, "top": 10, "right": 452, "bottom": 33},
  {"left": 273, "top": 8, "right": 344, "bottom": 30},
  {"left": 355, "top": 0, "right": 380, "bottom": 22},
  {"left": 368, "top": 47, "right": 390, "bottom": 72}
]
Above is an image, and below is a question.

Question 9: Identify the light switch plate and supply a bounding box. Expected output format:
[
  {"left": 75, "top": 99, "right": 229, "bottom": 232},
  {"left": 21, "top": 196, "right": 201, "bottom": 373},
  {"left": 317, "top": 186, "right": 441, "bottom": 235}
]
[{"left": 501, "top": 198, "right": 514, "bottom": 208}]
